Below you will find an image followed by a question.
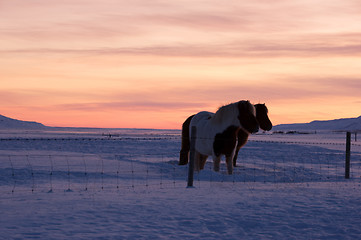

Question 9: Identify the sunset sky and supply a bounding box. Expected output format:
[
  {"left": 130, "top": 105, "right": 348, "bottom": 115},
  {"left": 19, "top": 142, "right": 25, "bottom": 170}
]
[{"left": 1, "top": 0, "right": 361, "bottom": 129}]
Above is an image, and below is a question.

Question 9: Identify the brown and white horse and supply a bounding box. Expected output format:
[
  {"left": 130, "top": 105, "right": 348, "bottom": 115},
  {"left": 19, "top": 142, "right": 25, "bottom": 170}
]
[
  {"left": 179, "top": 103, "right": 272, "bottom": 173},
  {"left": 179, "top": 100, "right": 259, "bottom": 174}
]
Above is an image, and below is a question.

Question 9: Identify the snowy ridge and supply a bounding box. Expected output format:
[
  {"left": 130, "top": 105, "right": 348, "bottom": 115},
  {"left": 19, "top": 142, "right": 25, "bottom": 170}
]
[
  {"left": 273, "top": 115, "right": 361, "bottom": 132},
  {"left": 0, "top": 115, "right": 46, "bottom": 129}
]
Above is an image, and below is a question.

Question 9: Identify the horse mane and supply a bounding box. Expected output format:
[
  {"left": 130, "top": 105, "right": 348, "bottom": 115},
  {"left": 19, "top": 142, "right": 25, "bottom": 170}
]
[
  {"left": 211, "top": 101, "right": 241, "bottom": 124},
  {"left": 255, "top": 103, "right": 268, "bottom": 114}
]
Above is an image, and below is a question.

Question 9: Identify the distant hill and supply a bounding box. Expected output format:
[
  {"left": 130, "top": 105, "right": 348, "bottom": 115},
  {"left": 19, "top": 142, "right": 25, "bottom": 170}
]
[
  {"left": 273, "top": 116, "right": 361, "bottom": 132},
  {"left": 0, "top": 115, "right": 47, "bottom": 130},
  {"left": 1, "top": 114, "right": 361, "bottom": 132}
]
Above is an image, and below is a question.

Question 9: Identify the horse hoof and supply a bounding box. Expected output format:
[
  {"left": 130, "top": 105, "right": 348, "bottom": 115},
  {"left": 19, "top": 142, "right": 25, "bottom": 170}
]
[{"left": 178, "top": 152, "right": 189, "bottom": 165}]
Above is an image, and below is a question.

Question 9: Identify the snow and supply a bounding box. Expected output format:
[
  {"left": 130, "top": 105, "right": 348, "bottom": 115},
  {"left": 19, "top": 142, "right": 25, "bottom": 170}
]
[{"left": 1, "top": 128, "right": 361, "bottom": 239}]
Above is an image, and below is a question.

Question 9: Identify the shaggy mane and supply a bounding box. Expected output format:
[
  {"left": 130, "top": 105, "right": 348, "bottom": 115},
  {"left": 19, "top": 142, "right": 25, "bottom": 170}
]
[{"left": 211, "top": 102, "right": 239, "bottom": 124}]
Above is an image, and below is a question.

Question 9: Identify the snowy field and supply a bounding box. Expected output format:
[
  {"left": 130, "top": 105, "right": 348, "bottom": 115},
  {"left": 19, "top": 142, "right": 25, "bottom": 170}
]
[{"left": 1, "top": 128, "right": 361, "bottom": 239}]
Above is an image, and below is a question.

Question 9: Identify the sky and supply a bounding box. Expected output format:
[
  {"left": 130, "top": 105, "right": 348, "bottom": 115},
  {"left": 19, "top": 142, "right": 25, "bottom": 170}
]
[{"left": 1, "top": 0, "right": 361, "bottom": 129}]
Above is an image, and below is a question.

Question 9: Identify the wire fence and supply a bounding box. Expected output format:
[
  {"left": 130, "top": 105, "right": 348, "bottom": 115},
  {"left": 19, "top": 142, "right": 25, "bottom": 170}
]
[
  {"left": 0, "top": 153, "right": 188, "bottom": 194},
  {"left": 1, "top": 134, "right": 361, "bottom": 194}
]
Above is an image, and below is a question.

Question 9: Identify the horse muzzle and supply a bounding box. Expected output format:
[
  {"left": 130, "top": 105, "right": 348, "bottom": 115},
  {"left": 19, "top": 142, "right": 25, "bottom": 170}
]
[
  {"left": 252, "top": 126, "right": 259, "bottom": 134},
  {"left": 243, "top": 125, "right": 259, "bottom": 134}
]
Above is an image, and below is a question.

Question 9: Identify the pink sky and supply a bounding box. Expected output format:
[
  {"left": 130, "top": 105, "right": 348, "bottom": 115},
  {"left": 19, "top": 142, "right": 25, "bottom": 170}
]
[{"left": 1, "top": 0, "right": 361, "bottom": 129}]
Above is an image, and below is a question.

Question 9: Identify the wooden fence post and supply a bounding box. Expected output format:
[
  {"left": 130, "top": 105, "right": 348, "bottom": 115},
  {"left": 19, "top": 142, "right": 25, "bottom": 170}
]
[
  {"left": 187, "top": 126, "right": 196, "bottom": 188},
  {"left": 345, "top": 131, "right": 351, "bottom": 179}
]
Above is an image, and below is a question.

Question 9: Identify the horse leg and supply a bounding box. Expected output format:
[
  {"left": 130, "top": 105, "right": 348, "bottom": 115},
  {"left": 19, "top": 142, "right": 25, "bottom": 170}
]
[
  {"left": 194, "top": 151, "right": 202, "bottom": 172},
  {"left": 233, "top": 147, "right": 240, "bottom": 167},
  {"left": 226, "top": 155, "right": 234, "bottom": 175},
  {"left": 199, "top": 154, "right": 208, "bottom": 170},
  {"left": 234, "top": 131, "right": 249, "bottom": 167},
  {"left": 213, "top": 155, "right": 221, "bottom": 172},
  {"left": 226, "top": 145, "right": 239, "bottom": 174},
  {"left": 179, "top": 150, "right": 189, "bottom": 166},
  {"left": 179, "top": 115, "right": 195, "bottom": 165}
]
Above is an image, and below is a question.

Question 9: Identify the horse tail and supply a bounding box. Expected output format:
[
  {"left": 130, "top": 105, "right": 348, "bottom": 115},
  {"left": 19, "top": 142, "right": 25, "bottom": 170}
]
[{"left": 179, "top": 114, "right": 195, "bottom": 165}]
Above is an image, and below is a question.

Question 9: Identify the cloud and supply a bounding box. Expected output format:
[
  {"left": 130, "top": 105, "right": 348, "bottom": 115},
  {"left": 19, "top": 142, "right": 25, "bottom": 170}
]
[
  {"left": 51, "top": 101, "right": 210, "bottom": 113},
  {"left": 279, "top": 77, "right": 361, "bottom": 95},
  {"left": 3, "top": 75, "right": 360, "bottom": 114},
  {"left": 141, "top": 12, "right": 250, "bottom": 32},
  {"left": 2, "top": 31, "right": 361, "bottom": 59},
  {"left": 2, "top": 0, "right": 361, "bottom": 59}
]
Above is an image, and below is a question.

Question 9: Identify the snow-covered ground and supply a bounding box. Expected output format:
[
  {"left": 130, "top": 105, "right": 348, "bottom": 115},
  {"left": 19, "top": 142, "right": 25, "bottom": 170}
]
[{"left": 1, "top": 129, "right": 361, "bottom": 239}]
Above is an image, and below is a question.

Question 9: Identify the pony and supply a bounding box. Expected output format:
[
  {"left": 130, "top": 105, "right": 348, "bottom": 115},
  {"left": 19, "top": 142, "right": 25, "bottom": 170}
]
[
  {"left": 233, "top": 103, "right": 272, "bottom": 167},
  {"left": 179, "top": 100, "right": 259, "bottom": 174}
]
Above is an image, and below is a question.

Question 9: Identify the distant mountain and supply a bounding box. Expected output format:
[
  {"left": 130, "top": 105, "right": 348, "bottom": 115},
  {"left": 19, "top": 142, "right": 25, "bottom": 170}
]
[
  {"left": 0, "top": 115, "right": 47, "bottom": 130},
  {"left": 2, "top": 114, "right": 361, "bottom": 132},
  {"left": 273, "top": 116, "right": 361, "bottom": 132}
]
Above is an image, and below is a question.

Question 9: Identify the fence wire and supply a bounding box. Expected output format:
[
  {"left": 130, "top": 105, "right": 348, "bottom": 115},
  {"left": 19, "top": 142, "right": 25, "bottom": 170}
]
[{"left": 0, "top": 135, "right": 361, "bottom": 194}]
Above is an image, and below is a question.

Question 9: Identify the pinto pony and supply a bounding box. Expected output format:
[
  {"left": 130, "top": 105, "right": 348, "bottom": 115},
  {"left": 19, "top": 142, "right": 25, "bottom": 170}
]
[
  {"left": 233, "top": 103, "right": 272, "bottom": 167},
  {"left": 179, "top": 100, "right": 259, "bottom": 174},
  {"left": 179, "top": 102, "right": 272, "bottom": 174}
]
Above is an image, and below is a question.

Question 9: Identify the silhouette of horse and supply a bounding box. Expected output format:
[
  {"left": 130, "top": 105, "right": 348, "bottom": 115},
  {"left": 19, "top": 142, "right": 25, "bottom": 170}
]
[
  {"left": 179, "top": 100, "right": 259, "bottom": 174},
  {"left": 179, "top": 103, "right": 272, "bottom": 173},
  {"left": 233, "top": 103, "right": 272, "bottom": 167}
]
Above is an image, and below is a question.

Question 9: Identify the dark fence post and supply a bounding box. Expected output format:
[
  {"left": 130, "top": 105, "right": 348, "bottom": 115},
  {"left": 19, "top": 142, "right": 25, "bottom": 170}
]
[
  {"left": 187, "top": 126, "right": 196, "bottom": 188},
  {"left": 345, "top": 131, "right": 351, "bottom": 179}
]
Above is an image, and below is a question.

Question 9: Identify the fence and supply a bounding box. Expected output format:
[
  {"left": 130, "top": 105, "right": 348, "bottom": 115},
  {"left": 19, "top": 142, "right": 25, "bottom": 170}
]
[
  {"left": 1, "top": 131, "right": 361, "bottom": 194},
  {"left": 0, "top": 153, "right": 188, "bottom": 193},
  {"left": 186, "top": 127, "right": 361, "bottom": 187}
]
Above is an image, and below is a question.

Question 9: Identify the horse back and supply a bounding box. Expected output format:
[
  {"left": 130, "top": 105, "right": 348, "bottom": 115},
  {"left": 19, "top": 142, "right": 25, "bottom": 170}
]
[{"left": 190, "top": 111, "right": 213, "bottom": 125}]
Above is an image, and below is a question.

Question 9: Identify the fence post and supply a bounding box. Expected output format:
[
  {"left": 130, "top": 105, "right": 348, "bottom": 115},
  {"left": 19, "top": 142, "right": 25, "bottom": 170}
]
[
  {"left": 187, "top": 126, "right": 197, "bottom": 188},
  {"left": 345, "top": 131, "right": 351, "bottom": 179}
]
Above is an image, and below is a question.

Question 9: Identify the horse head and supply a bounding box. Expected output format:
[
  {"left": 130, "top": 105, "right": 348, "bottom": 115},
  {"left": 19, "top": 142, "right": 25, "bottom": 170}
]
[
  {"left": 237, "top": 101, "right": 259, "bottom": 134},
  {"left": 255, "top": 103, "right": 273, "bottom": 131}
]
